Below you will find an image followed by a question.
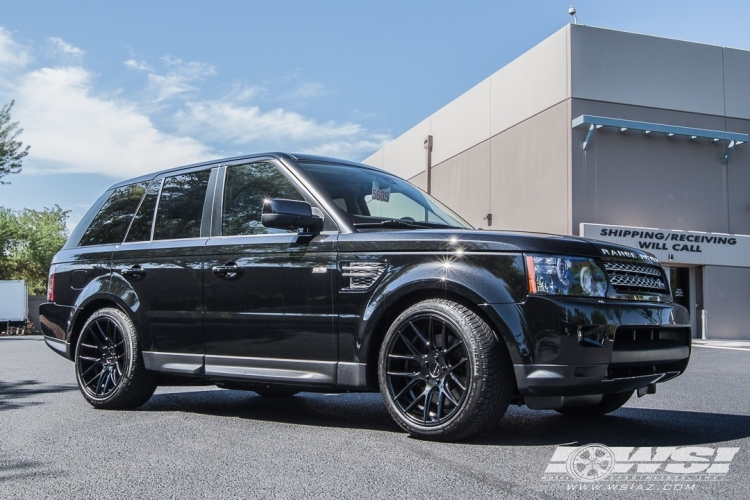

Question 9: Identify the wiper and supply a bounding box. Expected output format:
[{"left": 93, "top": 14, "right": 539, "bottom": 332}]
[
  {"left": 353, "top": 219, "right": 435, "bottom": 230},
  {"left": 353, "top": 219, "right": 460, "bottom": 230}
]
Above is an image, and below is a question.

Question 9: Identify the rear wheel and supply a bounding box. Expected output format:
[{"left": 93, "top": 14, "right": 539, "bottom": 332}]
[
  {"left": 555, "top": 391, "right": 634, "bottom": 417},
  {"left": 75, "top": 308, "right": 157, "bottom": 409},
  {"left": 378, "top": 299, "right": 514, "bottom": 441}
]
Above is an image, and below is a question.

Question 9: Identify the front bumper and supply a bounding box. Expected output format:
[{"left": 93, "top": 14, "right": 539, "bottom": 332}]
[{"left": 495, "top": 296, "right": 691, "bottom": 408}]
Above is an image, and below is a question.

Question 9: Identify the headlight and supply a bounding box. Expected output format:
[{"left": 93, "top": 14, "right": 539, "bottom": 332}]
[{"left": 525, "top": 254, "right": 608, "bottom": 297}]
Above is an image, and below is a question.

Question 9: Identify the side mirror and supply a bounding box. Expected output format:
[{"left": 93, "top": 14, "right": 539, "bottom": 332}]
[{"left": 261, "top": 198, "right": 324, "bottom": 233}]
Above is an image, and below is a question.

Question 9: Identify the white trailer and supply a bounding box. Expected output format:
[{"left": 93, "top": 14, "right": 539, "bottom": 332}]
[{"left": 0, "top": 280, "right": 28, "bottom": 327}]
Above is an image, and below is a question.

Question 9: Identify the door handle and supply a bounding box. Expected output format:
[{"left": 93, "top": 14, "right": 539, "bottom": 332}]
[
  {"left": 121, "top": 265, "right": 147, "bottom": 280},
  {"left": 212, "top": 262, "right": 243, "bottom": 280}
]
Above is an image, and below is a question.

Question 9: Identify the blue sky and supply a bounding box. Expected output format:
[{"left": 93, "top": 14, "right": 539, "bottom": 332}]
[{"left": 3, "top": 0, "right": 750, "bottom": 230}]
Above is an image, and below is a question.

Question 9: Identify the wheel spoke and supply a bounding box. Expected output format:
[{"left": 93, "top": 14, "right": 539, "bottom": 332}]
[
  {"left": 445, "top": 338, "right": 463, "bottom": 354},
  {"left": 423, "top": 386, "right": 437, "bottom": 422},
  {"left": 398, "top": 332, "right": 423, "bottom": 357},
  {"left": 449, "top": 373, "right": 466, "bottom": 391},
  {"left": 94, "top": 370, "right": 107, "bottom": 394},
  {"left": 408, "top": 321, "right": 428, "bottom": 346},
  {"left": 80, "top": 362, "right": 100, "bottom": 379},
  {"left": 428, "top": 318, "right": 437, "bottom": 351},
  {"left": 436, "top": 391, "right": 445, "bottom": 419},
  {"left": 403, "top": 389, "right": 427, "bottom": 413},
  {"left": 444, "top": 388, "right": 460, "bottom": 406},
  {"left": 393, "top": 377, "right": 422, "bottom": 401},
  {"left": 87, "top": 326, "right": 106, "bottom": 349},
  {"left": 448, "top": 357, "right": 467, "bottom": 372},
  {"left": 387, "top": 371, "right": 419, "bottom": 377},
  {"left": 387, "top": 353, "right": 419, "bottom": 361},
  {"left": 115, "top": 361, "right": 123, "bottom": 378},
  {"left": 78, "top": 355, "right": 100, "bottom": 362},
  {"left": 95, "top": 322, "right": 110, "bottom": 344}
]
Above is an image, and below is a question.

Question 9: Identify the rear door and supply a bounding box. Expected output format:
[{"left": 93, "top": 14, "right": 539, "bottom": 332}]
[
  {"left": 111, "top": 167, "right": 217, "bottom": 374},
  {"left": 203, "top": 160, "right": 339, "bottom": 386}
]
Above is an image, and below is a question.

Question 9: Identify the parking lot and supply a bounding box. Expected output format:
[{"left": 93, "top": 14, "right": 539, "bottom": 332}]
[{"left": 1, "top": 336, "right": 748, "bottom": 499}]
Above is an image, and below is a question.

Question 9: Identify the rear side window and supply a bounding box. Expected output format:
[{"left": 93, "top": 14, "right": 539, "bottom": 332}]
[
  {"left": 79, "top": 182, "right": 149, "bottom": 246},
  {"left": 222, "top": 162, "right": 305, "bottom": 236},
  {"left": 124, "top": 180, "right": 161, "bottom": 242},
  {"left": 153, "top": 170, "right": 211, "bottom": 240}
]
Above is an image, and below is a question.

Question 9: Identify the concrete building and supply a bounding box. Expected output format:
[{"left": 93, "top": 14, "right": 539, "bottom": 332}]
[{"left": 363, "top": 24, "right": 750, "bottom": 340}]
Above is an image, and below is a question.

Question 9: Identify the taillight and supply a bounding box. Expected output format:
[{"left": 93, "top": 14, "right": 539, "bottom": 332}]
[{"left": 47, "top": 266, "right": 56, "bottom": 302}]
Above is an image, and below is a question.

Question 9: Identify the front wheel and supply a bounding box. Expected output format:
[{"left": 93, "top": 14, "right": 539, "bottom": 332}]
[
  {"left": 555, "top": 391, "right": 634, "bottom": 417},
  {"left": 378, "top": 299, "right": 514, "bottom": 441},
  {"left": 75, "top": 308, "right": 157, "bottom": 409}
]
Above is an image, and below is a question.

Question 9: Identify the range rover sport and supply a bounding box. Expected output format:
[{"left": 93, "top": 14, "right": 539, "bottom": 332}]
[{"left": 40, "top": 153, "right": 691, "bottom": 441}]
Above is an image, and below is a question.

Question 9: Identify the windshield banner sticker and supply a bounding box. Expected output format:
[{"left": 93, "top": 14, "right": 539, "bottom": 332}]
[{"left": 371, "top": 182, "right": 390, "bottom": 203}]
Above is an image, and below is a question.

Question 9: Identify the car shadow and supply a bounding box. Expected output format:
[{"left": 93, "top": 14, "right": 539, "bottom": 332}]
[
  {"left": 141, "top": 389, "right": 750, "bottom": 446},
  {"left": 0, "top": 380, "right": 79, "bottom": 412},
  {"left": 478, "top": 405, "right": 750, "bottom": 447},
  {"left": 142, "top": 389, "right": 401, "bottom": 433}
]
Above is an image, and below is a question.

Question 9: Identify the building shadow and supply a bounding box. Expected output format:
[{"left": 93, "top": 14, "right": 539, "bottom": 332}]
[
  {"left": 141, "top": 389, "right": 750, "bottom": 446},
  {"left": 0, "top": 380, "right": 78, "bottom": 412}
]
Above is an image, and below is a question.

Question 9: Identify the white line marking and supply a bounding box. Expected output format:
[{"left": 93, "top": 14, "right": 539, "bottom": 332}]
[{"left": 692, "top": 344, "right": 750, "bottom": 352}]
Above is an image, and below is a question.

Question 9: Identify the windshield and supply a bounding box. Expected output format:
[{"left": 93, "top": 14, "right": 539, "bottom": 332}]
[{"left": 297, "top": 162, "right": 473, "bottom": 230}]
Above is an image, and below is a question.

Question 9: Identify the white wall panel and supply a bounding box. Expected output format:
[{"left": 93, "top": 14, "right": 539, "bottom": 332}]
[
  {"left": 430, "top": 78, "right": 491, "bottom": 165},
  {"left": 362, "top": 147, "right": 384, "bottom": 169},
  {"left": 381, "top": 118, "right": 431, "bottom": 180},
  {"left": 490, "top": 26, "right": 569, "bottom": 136}
]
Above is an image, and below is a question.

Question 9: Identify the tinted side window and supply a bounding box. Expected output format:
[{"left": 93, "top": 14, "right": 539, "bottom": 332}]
[
  {"left": 124, "top": 180, "right": 161, "bottom": 242},
  {"left": 79, "top": 182, "right": 149, "bottom": 246},
  {"left": 153, "top": 170, "right": 211, "bottom": 240},
  {"left": 222, "top": 162, "right": 305, "bottom": 236}
]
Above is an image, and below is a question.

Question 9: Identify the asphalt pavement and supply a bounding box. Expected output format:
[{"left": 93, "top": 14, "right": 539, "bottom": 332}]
[{"left": 1, "top": 336, "right": 748, "bottom": 499}]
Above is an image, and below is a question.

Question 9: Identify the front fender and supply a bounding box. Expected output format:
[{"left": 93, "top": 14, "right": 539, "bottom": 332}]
[{"left": 349, "top": 252, "right": 528, "bottom": 368}]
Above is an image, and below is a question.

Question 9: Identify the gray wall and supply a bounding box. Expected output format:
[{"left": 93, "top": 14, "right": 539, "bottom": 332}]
[
  {"left": 703, "top": 266, "right": 750, "bottom": 339},
  {"left": 570, "top": 99, "right": 743, "bottom": 234},
  {"left": 570, "top": 24, "right": 750, "bottom": 120}
]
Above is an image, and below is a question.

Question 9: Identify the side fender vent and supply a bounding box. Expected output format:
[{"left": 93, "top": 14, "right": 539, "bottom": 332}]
[{"left": 341, "top": 261, "right": 387, "bottom": 291}]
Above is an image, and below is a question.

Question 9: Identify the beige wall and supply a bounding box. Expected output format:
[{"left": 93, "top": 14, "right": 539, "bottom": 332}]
[
  {"left": 362, "top": 25, "right": 570, "bottom": 180},
  {"left": 430, "top": 140, "right": 491, "bottom": 229},
  {"left": 489, "top": 101, "right": 570, "bottom": 234},
  {"left": 405, "top": 101, "right": 570, "bottom": 233}
]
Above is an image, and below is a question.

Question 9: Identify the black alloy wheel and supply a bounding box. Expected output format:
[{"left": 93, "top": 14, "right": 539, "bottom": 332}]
[
  {"left": 75, "top": 308, "right": 157, "bottom": 409},
  {"left": 379, "top": 299, "right": 514, "bottom": 441},
  {"left": 384, "top": 314, "right": 470, "bottom": 426},
  {"left": 77, "top": 317, "right": 126, "bottom": 399}
]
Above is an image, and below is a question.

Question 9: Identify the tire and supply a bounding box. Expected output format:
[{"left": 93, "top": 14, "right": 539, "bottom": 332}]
[
  {"left": 74, "top": 307, "right": 157, "bottom": 409},
  {"left": 555, "top": 391, "right": 634, "bottom": 417},
  {"left": 378, "top": 299, "right": 514, "bottom": 441}
]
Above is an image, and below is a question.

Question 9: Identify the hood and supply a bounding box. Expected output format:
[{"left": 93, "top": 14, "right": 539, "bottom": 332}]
[{"left": 338, "top": 229, "right": 658, "bottom": 262}]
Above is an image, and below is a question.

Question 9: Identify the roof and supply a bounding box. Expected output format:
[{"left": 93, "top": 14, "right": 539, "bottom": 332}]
[{"left": 107, "top": 152, "right": 387, "bottom": 190}]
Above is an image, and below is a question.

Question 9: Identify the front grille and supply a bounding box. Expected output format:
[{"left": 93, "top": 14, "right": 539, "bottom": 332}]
[
  {"left": 341, "top": 261, "right": 387, "bottom": 290},
  {"left": 603, "top": 261, "right": 667, "bottom": 293}
]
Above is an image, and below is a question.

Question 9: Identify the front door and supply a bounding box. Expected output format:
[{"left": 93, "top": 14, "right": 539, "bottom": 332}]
[{"left": 203, "top": 161, "right": 338, "bottom": 386}]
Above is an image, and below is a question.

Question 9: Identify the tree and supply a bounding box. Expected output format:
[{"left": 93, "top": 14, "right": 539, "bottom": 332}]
[
  {"left": 0, "top": 206, "right": 69, "bottom": 294},
  {"left": 0, "top": 100, "right": 30, "bottom": 184}
]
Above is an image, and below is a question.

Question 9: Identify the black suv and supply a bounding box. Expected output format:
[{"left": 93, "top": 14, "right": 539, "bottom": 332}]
[{"left": 41, "top": 153, "right": 691, "bottom": 441}]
